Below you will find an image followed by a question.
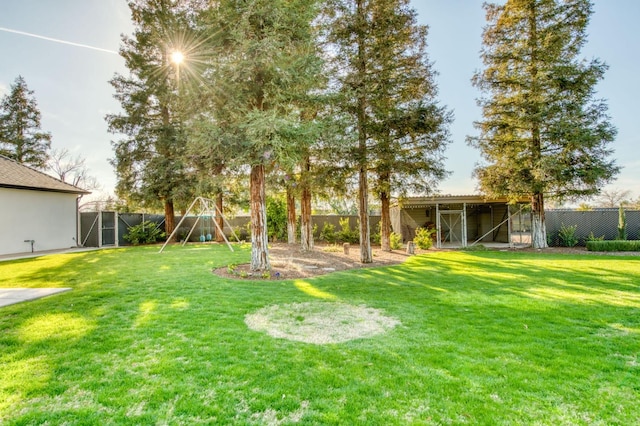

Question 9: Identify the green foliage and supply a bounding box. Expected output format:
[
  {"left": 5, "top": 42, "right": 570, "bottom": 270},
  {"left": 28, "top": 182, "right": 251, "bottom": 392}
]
[
  {"left": 558, "top": 223, "right": 578, "bottom": 247},
  {"left": 0, "top": 75, "right": 52, "bottom": 169},
  {"left": 618, "top": 205, "right": 627, "bottom": 240},
  {"left": 389, "top": 232, "right": 402, "bottom": 250},
  {"left": 338, "top": 217, "right": 359, "bottom": 244},
  {"left": 413, "top": 226, "right": 435, "bottom": 250},
  {"left": 123, "top": 220, "right": 166, "bottom": 245},
  {"left": 470, "top": 1, "right": 618, "bottom": 211},
  {"left": 370, "top": 222, "right": 381, "bottom": 245},
  {"left": 319, "top": 222, "right": 336, "bottom": 243},
  {"left": 586, "top": 240, "right": 640, "bottom": 251},
  {"left": 266, "top": 196, "right": 287, "bottom": 242},
  {"left": 586, "top": 231, "right": 605, "bottom": 242},
  {"left": 106, "top": 0, "right": 195, "bottom": 213}
]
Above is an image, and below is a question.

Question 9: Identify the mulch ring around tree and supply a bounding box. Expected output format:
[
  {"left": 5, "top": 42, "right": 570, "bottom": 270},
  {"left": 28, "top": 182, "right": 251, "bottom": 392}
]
[{"left": 212, "top": 242, "right": 417, "bottom": 280}]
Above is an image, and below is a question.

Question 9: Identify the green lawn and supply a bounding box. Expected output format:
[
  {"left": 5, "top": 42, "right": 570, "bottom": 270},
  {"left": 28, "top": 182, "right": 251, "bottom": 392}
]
[{"left": 1, "top": 245, "right": 639, "bottom": 425}]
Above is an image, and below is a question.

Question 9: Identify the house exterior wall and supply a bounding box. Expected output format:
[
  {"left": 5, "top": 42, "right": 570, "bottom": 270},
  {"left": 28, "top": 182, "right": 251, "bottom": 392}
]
[{"left": 0, "top": 187, "right": 79, "bottom": 255}]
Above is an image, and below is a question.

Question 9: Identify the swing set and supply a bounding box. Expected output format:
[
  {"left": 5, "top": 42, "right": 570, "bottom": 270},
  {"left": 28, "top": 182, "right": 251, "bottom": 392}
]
[{"left": 158, "top": 197, "right": 240, "bottom": 253}]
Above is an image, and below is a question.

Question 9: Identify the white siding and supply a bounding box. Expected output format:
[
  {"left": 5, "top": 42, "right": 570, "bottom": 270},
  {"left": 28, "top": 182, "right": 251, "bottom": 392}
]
[{"left": 0, "top": 188, "right": 79, "bottom": 256}]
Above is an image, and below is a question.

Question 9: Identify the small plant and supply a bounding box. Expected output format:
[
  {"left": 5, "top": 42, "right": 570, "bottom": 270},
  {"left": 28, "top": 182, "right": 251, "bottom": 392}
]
[
  {"left": 390, "top": 232, "right": 402, "bottom": 250},
  {"left": 338, "top": 217, "right": 359, "bottom": 243},
  {"left": 618, "top": 205, "right": 627, "bottom": 240},
  {"left": 322, "top": 244, "right": 342, "bottom": 253},
  {"left": 123, "top": 220, "right": 166, "bottom": 245},
  {"left": 558, "top": 223, "right": 578, "bottom": 247},
  {"left": 413, "top": 227, "right": 435, "bottom": 250},
  {"left": 371, "top": 222, "right": 381, "bottom": 245},
  {"left": 266, "top": 196, "right": 287, "bottom": 242},
  {"left": 261, "top": 271, "right": 271, "bottom": 279},
  {"left": 319, "top": 222, "right": 336, "bottom": 243},
  {"left": 239, "top": 270, "right": 249, "bottom": 278},
  {"left": 586, "top": 231, "right": 604, "bottom": 242},
  {"left": 227, "top": 264, "right": 237, "bottom": 274}
]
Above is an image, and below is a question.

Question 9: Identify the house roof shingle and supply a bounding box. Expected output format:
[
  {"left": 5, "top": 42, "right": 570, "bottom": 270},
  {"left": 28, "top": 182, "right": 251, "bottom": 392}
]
[{"left": 0, "top": 154, "right": 89, "bottom": 194}]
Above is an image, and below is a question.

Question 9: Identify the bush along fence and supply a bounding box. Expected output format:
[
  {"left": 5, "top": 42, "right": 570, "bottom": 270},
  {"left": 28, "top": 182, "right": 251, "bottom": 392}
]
[
  {"left": 82, "top": 209, "right": 638, "bottom": 249},
  {"left": 80, "top": 212, "right": 382, "bottom": 247},
  {"left": 545, "top": 209, "right": 640, "bottom": 247}
]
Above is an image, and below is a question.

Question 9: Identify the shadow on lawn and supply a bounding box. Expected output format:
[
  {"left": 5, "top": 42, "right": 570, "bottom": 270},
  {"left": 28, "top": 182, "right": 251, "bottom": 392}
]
[{"left": 318, "top": 251, "right": 640, "bottom": 310}]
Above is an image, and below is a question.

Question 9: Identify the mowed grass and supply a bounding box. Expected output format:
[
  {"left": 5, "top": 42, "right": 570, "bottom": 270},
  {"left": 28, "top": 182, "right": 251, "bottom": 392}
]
[{"left": 0, "top": 245, "right": 639, "bottom": 425}]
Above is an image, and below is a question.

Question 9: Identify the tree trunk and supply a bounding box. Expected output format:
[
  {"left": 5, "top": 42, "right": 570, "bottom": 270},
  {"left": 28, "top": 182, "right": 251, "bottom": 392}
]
[
  {"left": 380, "top": 190, "right": 391, "bottom": 251},
  {"left": 286, "top": 187, "right": 296, "bottom": 244},
  {"left": 250, "top": 164, "right": 270, "bottom": 271},
  {"left": 356, "top": 0, "right": 372, "bottom": 264},
  {"left": 358, "top": 167, "right": 372, "bottom": 263},
  {"left": 531, "top": 192, "right": 547, "bottom": 248},
  {"left": 215, "top": 191, "right": 224, "bottom": 243},
  {"left": 300, "top": 183, "right": 313, "bottom": 252},
  {"left": 164, "top": 199, "right": 176, "bottom": 242}
]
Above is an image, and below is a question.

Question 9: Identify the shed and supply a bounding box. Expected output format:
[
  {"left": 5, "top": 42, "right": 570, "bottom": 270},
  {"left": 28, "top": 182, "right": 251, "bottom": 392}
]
[
  {"left": 391, "top": 195, "right": 532, "bottom": 248},
  {"left": 0, "top": 154, "right": 89, "bottom": 256}
]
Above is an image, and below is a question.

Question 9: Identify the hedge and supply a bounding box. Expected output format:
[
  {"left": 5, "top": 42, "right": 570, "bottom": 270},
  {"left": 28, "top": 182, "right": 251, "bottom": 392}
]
[{"left": 586, "top": 240, "right": 640, "bottom": 252}]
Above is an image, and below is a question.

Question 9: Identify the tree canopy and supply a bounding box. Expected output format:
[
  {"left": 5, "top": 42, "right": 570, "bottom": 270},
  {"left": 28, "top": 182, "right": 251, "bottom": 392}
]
[
  {"left": 469, "top": 0, "right": 618, "bottom": 248},
  {"left": 0, "top": 75, "right": 51, "bottom": 169}
]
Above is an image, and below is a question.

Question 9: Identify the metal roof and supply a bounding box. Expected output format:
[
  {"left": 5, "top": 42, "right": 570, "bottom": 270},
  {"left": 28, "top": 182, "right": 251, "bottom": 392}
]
[
  {"left": 0, "top": 154, "right": 89, "bottom": 194},
  {"left": 397, "top": 194, "right": 530, "bottom": 208}
]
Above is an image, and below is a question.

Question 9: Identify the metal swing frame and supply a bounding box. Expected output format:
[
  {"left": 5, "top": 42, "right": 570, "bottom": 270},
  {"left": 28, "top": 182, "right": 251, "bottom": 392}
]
[{"left": 159, "top": 197, "right": 240, "bottom": 253}]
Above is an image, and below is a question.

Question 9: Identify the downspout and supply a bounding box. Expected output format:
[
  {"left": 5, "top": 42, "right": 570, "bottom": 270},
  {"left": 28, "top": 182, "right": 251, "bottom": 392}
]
[{"left": 76, "top": 194, "right": 84, "bottom": 247}]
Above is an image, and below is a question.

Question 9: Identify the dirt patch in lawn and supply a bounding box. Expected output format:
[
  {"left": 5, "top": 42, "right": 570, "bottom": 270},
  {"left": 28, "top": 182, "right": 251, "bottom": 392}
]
[
  {"left": 214, "top": 242, "right": 417, "bottom": 280},
  {"left": 245, "top": 302, "right": 401, "bottom": 344}
]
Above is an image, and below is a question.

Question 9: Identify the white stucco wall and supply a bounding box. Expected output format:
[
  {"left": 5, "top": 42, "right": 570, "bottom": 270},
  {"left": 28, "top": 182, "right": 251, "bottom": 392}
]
[{"left": 0, "top": 187, "right": 79, "bottom": 256}]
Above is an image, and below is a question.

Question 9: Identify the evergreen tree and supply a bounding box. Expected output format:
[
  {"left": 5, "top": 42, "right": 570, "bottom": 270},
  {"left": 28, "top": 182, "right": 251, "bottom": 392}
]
[
  {"left": 323, "top": 0, "right": 450, "bottom": 257},
  {"left": 193, "top": 0, "right": 324, "bottom": 271},
  {"left": 0, "top": 76, "right": 51, "bottom": 169},
  {"left": 470, "top": 0, "right": 618, "bottom": 248},
  {"left": 365, "top": 0, "right": 451, "bottom": 251},
  {"left": 106, "top": 0, "right": 198, "bottom": 238}
]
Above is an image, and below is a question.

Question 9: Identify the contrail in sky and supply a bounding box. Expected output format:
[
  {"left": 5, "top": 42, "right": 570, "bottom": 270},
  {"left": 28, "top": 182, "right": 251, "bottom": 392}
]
[{"left": 0, "top": 26, "right": 118, "bottom": 54}]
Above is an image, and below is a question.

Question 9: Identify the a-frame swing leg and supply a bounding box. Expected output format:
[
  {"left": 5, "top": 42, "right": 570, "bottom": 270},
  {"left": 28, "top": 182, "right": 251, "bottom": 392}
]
[{"left": 159, "top": 197, "right": 201, "bottom": 253}]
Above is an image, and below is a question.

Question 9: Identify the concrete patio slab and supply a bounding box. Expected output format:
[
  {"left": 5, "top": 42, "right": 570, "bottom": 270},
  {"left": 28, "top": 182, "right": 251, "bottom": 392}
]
[{"left": 0, "top": 288, "right": 72, "bottom": 308}]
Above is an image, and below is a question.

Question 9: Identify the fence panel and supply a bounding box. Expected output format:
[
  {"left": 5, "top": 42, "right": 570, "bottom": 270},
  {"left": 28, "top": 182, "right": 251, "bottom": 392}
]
[
  {"left": 81, "top": 212, "right": 382, "bottom": 247},
  {"left": 546, "top": 209, "right": 640, "bottom": 246}
]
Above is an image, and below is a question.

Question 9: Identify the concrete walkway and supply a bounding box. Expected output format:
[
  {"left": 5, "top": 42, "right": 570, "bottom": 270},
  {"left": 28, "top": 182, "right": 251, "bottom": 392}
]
[
  {"left": 0, "top": 247, "right": 102, "bottom": 262},
  {"left": 0, "top": 249, "right": 89, "bottom": 308},
  {"left": 0, "top": 288, "right": 72, "bottom": 308}
]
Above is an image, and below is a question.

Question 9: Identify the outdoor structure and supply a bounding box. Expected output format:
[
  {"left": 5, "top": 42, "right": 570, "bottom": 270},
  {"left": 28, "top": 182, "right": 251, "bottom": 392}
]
[
  {"left": 0, "top": 154, "right": 89, "bottom": 256},
  {"left": 391, "top": 195, "right": 531, "bottom": 248}
]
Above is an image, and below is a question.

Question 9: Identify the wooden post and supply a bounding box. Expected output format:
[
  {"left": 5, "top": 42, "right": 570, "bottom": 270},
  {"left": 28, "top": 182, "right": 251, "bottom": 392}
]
[
  {"left": 406, "top": 241, "right": 415, "bottom": 255},
  {"left": 343, "top": 243, "right": 350, "bottom": 255}
]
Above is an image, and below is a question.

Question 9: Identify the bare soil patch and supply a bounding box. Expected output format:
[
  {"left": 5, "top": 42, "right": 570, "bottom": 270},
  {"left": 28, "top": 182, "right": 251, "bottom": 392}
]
[{"left": 213, "top": 242, "right": 417, "bottom": 280}]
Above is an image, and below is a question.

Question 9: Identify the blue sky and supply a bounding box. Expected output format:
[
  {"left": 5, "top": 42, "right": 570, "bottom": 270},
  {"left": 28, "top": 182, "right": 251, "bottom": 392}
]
[{"left": 0, "top": 1, "right": 637, "bottom": 202}]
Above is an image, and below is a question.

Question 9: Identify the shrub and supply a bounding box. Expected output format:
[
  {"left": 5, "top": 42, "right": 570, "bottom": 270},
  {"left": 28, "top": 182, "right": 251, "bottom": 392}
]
[
  {"left": 558, "top": 223, "right": 578, "bottom": 247},
  {"left": 586, "top": 231, "right": 604, "bottom": 242},
  {"left": 124, "top": 220, "right": 166, "bottom": 245},
  {"left": 319, "top": 223, "right": 336, "bottom": 243},
  {"left": 370, "top": 222, "right": 381, "bottom": 245},
  {"left": 338, "top": 217, "right": 359, "bottom": 243},
  {"left": 413, "top": 227, "right": 435, "bottom": 250},
  {"left": 618, "top": 205, "right": 627, "bottom": 240},
  {"left": 586, "top": 240, "right": 640, "bottom": 252},
  {"left": 390, "top": 232, "right": 403, "bottom": 250},
  {"left": 266, "top": 197, "right": 287, "bottom": 242}
]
